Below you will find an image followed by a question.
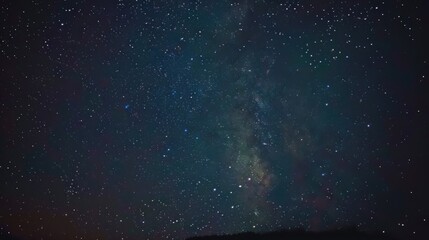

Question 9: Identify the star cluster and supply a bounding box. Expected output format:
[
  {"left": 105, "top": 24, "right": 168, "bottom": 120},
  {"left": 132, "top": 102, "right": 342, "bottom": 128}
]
[{"left": 0, "top": 1, "right": 428, "bottom": 239}]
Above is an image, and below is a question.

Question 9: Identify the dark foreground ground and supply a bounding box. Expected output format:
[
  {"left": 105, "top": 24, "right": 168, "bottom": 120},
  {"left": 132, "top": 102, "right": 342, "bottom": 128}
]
[
  {"left": 187, "top": 228, "right": 395, "bottom": 240},
  {"left": 0, "top": 228, "right": 396, "bottom": 240}
]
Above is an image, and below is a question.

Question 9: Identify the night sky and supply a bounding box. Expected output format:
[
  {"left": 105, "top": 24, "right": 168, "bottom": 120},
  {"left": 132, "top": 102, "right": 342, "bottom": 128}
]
[{"left": 1, "top": 0, "right": 428, "bottom": 239}]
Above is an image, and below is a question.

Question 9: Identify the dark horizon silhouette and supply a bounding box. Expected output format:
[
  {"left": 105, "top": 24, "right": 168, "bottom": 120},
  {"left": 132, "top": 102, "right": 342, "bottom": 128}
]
[
  {"left": 1, "top": 226, "right": 397, "bottom": 240},
  {"left": 186, "top": 228, "right": 395, "bottom": 240}
]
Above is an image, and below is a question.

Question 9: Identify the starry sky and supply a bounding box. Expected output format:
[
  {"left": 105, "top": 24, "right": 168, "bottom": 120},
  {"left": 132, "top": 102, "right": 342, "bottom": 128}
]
[{"left": 0, "top": 0, "right": 428, "bottom": 239}]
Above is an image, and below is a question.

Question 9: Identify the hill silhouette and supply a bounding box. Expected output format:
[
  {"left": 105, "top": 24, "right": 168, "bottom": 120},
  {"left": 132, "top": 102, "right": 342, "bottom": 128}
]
[
  {"left": 0, "top": 227, "right": 397, "bottom": 240},
  {"left": 186, "top": 228, "right": 395, "bottom": 240}
]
